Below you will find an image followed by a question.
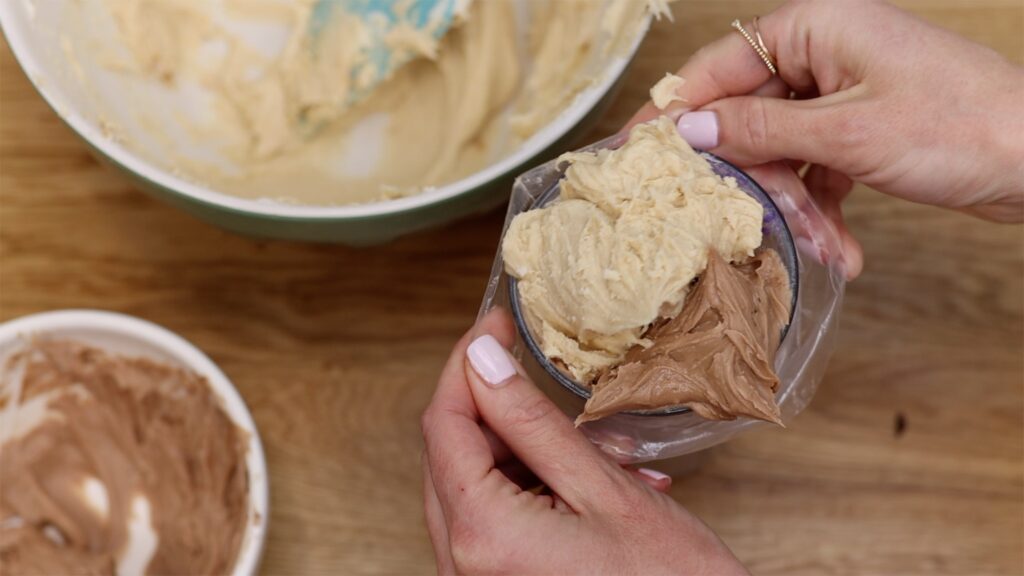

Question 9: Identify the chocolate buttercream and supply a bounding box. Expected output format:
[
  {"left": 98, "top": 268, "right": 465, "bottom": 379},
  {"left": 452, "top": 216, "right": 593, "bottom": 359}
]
[
  {"left": 0, "top": 340, "right": 249, "bottom": 576},
  {"left": 578, "top": 249, "right": 791, "bottom": 425}
]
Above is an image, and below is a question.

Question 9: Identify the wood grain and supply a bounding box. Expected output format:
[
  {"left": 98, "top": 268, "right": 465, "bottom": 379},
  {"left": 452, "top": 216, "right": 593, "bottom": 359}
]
[{"left": 2, "top": 1, "right": 1022, "bottom": 574}]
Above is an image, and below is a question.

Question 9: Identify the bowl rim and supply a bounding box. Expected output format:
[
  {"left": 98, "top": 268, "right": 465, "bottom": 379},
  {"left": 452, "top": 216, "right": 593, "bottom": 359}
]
[
  {"left": 0, "top": 309, "right": 269, "bottom": 576},
  {"left": 0, "top": 4, "right": 651, "bottom": 221}
]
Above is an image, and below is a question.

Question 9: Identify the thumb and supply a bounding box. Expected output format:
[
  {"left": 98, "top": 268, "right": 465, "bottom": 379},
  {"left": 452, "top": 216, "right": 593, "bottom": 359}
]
[
  {"left": 464, "top": 334, "right": 628, "bottom": 513},
  {"left": 678, "top": 86, "right": 867, "bottom": 169}
]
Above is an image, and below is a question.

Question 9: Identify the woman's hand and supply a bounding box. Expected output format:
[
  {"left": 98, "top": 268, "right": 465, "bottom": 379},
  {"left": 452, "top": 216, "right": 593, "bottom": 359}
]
[
  {"left": 421, "top": 309, "right": 747, "bottom": 575},
  {"left": 632, "top": 0, "right": 1024, "bottom": 278}
]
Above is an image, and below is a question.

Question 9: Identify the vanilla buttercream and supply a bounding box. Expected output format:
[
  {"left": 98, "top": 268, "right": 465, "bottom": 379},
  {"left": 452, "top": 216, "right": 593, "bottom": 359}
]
[
  {"left": 650, "top": 72, "right": 686, "bottom": 110},
  {"left": 503, "top": 116, "right": 764, "bottom": 383},
  {"left": 96, "top": 0, "right": 665, "bottom": 205}
]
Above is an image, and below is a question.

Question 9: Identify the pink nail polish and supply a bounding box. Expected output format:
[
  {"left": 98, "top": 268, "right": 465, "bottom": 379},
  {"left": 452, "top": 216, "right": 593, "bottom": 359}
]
[
  {"left": 676, "top": 111, "right": 719, "bottom": 150},
  {"left": 637, "top": 468, "right": 671, "bottom": 482},
  {"left": 467, "top": 335, "right": 516, "bottom": 387},
  {"left": 795, "top": 236, "right": 829, "bottom": 266},
  {"left": 837, "top": 256, "right": 850, "bottom": 279}
]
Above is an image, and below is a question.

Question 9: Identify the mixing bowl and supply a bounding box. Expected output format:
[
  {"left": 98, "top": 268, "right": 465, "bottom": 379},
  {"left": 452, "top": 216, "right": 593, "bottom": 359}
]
[
  {"left": 0, "top": 0, "right": 653, "bottom": 245},
  {"left": 0, "top": 309, "right": 269, "bottom": 576}
]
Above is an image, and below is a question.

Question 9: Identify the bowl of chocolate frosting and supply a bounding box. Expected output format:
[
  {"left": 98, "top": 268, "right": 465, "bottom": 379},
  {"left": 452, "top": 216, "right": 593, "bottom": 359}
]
[
  {"left": 503, "top": 117, "right": 799, "bottom": 427},
  {"left": 0, "top": 310, "right": 268, "bottom": 576}
]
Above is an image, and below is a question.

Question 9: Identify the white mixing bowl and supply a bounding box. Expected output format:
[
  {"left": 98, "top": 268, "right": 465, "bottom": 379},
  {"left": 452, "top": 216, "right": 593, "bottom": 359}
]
[
  {"left": 0, "top": 309, "right": 269, "bottom": 576},
  {"left": 0, "top": 1, "right": 652, "bottom": 244}
]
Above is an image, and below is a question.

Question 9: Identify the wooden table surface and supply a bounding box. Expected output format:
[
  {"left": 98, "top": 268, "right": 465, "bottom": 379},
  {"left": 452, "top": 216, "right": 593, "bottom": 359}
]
[{"left": 2, "top": 1, "right": 1022, "bottom": 574}]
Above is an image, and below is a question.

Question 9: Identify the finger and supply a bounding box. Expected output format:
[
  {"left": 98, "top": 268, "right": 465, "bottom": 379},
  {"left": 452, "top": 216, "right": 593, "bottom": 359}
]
[
  {"left": 536, "top": 485, "right": 573, "bottom": 513},
  {"left": 743, "top": 162, "right": 838, "bottom": 271},
  {"left": 421, "top": 311, "right": 516, "bottom": 516},
  {"left": 494, "top": 455, "right": 668, "bottom": 494},
  {"left": 748, "top": 161, "right": 862, "bottom": 279},
  {"left": 629, "top": 468, "right": 673, "bottom": 494},
  {"left": 470, "top": 307, "right": 517, "bottom": 347},
  {"left": 804, "top": 163, "right": 853, "bottom": 203},
  {"left": 680, "top": 12, "right": 825, "bottom": 104},
  {"left": 626, "top": 7, "right": 815, "bottom": 129},
  {"left": 481, "top": 424, "right": 514, "bottom": 464},
  {"left": 422, "top": 455, "right": 456, "bottom": 575},
  {"left": 699, "top": 85, "right": 868, "bottom": 166},
  {"left": 957, "top": 202, "right": 1024, "bottom": 223},
  {"left": 480, "top": 424, "right": 543, "bottom": 489},
  {"left": 803, "top": 165, "right": 863, "bottom": 279},
  {"left": 552, "top": 493, "right": 572, "bottom": 514},
  {"left": 665, "top": 17, "right": 782, "bottom": 109},
  {"left": 627, "top": 72, "right": 789, "bottom": 131},
  {"left": 463, "top": 331, "right": 625, "bottom": 513},
  {"left": 785, "top": 159, "right": 807, "bottom": 174},
  {"left": 498, "top": 459, "right": 542, "bottom": 491},
  {"left": 750, "top": 75, "right": 790, "bottom": 99}
]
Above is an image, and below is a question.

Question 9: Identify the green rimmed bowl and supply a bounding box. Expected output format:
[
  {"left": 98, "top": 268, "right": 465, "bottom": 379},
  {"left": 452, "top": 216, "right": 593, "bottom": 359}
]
[{"left": 1, "top": 1, "right": 652, "bottom": 245}]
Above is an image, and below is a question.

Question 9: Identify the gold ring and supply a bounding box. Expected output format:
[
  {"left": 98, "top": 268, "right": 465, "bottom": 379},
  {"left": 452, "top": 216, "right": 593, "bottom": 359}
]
[
  {"left": 753, "top": 16, "right": 771, "bottom": 58},
  {"left": 731, "top": 18, "right": 777, "bottom": 75}
]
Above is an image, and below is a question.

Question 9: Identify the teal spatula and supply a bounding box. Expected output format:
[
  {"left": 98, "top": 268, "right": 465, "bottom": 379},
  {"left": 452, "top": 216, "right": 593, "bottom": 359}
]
[{"left": 309, "top": 0, "right": 463, "bottom": 103}]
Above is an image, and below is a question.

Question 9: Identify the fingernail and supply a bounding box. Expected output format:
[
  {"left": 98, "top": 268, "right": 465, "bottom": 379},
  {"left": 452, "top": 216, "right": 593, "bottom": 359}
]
[
  {"left": 637, "top": 468, "right": 671, "bottom": 483},
  {"left": 837, "top": 256, "right": 850, "bottom": 280},
  {"left": 795, "top": 236, "right": 829, "bottom": 266},
  {"left": 794, "top": 236, "right": 816, "bottom": 259},
  {"left": 467, "top": 335, "right": 517, "bottom": 387},
  {"left": 676, "top": 111, "right": 719, "bottom": 150}
]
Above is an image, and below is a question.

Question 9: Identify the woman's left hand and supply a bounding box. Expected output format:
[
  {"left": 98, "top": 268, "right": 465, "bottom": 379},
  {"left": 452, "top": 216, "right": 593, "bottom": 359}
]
[{"left": 420, "top": 309, "right": 747, "bottom": 575}]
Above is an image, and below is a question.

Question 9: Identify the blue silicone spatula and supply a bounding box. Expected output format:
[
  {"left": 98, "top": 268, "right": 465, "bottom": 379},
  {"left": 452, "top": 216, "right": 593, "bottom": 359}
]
[{"left": 309, "top": 0, "right": 462, "bottom": 103}]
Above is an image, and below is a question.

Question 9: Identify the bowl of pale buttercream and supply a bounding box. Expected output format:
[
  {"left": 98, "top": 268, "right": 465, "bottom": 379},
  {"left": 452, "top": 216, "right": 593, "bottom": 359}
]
[
  {"left": 0, "top": 0, "right": 668, "bottom": 244},
  {"left": 0, "top": 310, "right": 268, "bottom": 576}
]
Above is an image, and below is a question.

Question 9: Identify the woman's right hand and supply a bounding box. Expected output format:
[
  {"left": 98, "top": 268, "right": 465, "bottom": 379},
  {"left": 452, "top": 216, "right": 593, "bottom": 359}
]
[{"left": 631, "top": 0, "right": 1024, "bottom": 277}]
